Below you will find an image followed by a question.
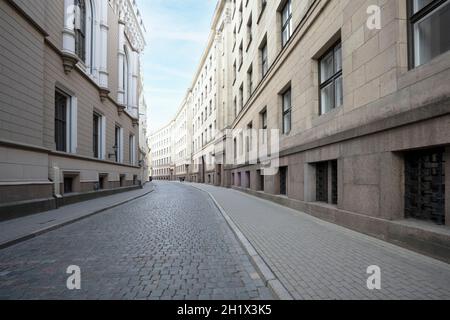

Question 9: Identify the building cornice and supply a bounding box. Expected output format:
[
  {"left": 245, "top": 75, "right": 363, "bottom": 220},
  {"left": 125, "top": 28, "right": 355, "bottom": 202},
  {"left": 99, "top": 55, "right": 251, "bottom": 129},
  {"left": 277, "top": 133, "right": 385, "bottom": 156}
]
[{"left": 6, "top": 0, "right": 49, "bottom": 37}]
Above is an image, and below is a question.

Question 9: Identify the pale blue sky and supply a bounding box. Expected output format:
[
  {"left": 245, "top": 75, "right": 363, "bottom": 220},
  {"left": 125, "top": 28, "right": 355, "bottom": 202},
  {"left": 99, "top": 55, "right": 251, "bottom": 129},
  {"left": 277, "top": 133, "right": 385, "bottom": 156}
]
[{"left": 136, "top": 0, "right": 218, "bottom": 133}]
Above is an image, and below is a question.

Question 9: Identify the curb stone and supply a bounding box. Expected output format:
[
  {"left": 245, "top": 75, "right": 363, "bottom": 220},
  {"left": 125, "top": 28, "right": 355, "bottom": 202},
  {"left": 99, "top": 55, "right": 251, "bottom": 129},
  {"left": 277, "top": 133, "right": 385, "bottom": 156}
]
[
  {"left": 188, "top": 183, "right": 294, "bottom": 300},
  {"left": 0, "top": 185, "right": 155, "bottom": 250}
]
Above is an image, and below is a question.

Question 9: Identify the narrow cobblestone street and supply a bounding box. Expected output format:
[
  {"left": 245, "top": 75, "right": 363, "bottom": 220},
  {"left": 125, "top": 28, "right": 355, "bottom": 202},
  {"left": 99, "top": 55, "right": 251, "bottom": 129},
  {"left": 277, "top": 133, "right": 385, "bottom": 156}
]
[
  {"left": 0, "top": 183, "right": 274, "bottom": 300},
  {"left": 1, "top": 182, "right": 450, "bottom": 300}
]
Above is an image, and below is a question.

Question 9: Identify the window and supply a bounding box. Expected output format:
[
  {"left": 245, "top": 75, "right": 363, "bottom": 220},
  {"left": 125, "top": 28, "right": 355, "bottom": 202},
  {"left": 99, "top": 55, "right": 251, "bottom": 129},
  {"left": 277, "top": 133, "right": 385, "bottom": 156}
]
[
  {"left": 315, "top": 160, "right": 338, "bottom": 205},
  {"left": 233, "top": 61, "right": 237, "bottom": 83},
  {"left": 239, "top": 84, "right": 244, "bottom": 111},
  {"left": 114, "top": 125, "right": 123, "bottom": 163},
  {"left": 55, "top": 91, "right": 68, "bottom": 152},
  {"left": 239, "top": 42, "right": 244, "bottom": 69},
  {"left": 93, "top": 113, "right": 100, "bottom": 158},
  {"left": 260, "top": 0, "right": 267, "bottom": 16},
  {"left": 247, "top": 15, "right": 253, "bottom": 47},
  {"left": 261, "top": 109, "right": 267, "bottom": 130},
  {"left": 260, "top": 39, "right": 268, "bottom": 77},
  {"left": 64, "top": 177, "right": 74, "bottom": 194},
  {"left": 238, "top": 1, "right": 243, "bottom": 29},
  {"left": 54, "top": 90, "right": 76, "bottom": 153},
  {"left": 75, "top": 0, "right": 94, "bottom": 73},
  {"left": 319, "top": 42, "right": 343, "bottom": 115},
  {"left": 247, "top": 122, "right": 253, "bottom": 153},
  {"left": 405, "top": 148, "right": 445, "bottom": 225},
  {"left": 279, "top": 166, "right": 288, "bottom": 195},
  {"left": 129, "top": 134, "right": 136, "bottom": 165},
  {"left": 247, "top": 65, "right": 253, "bottom": 97},
  {"left": 74, "top": 0, "right": 86, "bottom": 62},
  {"left": 123, "top": 47, "right": 130, "bottom": 107},
  {"left": 409, "top": 0, "right": 450, "bottom": 68},
  {"left": 281, "top": 0, "right": 293, "bottom": 47},
  {"left": 260, "top": 108, "right": 268, "bottom": 144},
  {"left": 257, "top": 169, "right": 264, "bottom": 191},
  {"left": 282, "top": 88, "right": 292, "bottom": 134}
]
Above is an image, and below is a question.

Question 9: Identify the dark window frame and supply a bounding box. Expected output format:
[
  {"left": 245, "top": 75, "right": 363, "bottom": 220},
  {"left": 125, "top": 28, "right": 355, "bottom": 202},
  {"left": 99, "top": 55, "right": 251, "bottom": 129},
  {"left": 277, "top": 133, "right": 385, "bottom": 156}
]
[
  {"left": 281, "top": 0, "right": 292, "bottom": 47},
  {"left": 260, "top": 39, "right": 268, "bottom": 78},
  {"left": 55, "top": 90, "right": 68, "bottom": 152},
  {"left": 93, "top": 112, "right": 100, "bottom": 158},
  {"left": 318, "top": 41, "right": 343, "bottom": 115},
  {"left": 281, "top": 88, "right": 292, "bottom": 135},
  {"left": 407, "top": 0, "right": 450, "bottom": 69}
]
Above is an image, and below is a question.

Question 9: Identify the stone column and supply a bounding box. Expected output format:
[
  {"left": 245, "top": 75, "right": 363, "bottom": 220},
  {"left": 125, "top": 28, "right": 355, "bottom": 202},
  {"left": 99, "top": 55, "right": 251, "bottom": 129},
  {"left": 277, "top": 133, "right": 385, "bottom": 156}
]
[
  {"left": 62, "top": 0, "right": 78, "bottom": 73},
  {"left": 98, "top": 0, "right": 110, "bottom": 99},
  {"left": 117, "top": 20, "right": 126, "bottom": 106}
]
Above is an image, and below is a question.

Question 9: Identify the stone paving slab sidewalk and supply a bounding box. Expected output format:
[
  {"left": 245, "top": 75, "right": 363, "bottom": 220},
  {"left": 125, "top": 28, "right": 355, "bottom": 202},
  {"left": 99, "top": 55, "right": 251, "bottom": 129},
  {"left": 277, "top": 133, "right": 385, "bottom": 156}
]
[
  {"left": 187, "top": 183, "right": 450, "bottom": 300},
  {"left": 0, "top": 183, "right": 154, "bottom": 249}
]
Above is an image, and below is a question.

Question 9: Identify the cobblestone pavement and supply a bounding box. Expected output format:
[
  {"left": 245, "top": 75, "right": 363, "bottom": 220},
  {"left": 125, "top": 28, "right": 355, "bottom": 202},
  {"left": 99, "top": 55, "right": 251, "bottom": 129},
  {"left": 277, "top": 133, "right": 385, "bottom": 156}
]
[
  {"left": 0, "top": 182, "right": 274, "bottom": 300},
  {"left": 191, "top": 183, "right": 450, "bottom": 300}
]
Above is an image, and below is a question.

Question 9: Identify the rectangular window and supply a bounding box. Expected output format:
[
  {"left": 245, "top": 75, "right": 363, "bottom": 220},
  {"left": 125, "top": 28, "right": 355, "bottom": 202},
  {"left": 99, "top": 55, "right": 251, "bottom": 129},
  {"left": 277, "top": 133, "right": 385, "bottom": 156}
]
[
  {"left": 63, "top": 176, "right": 74, "bottom": 194},
  {"left": 247, "top": 15, "right": 253, "bottom": 47},
  {"left": 55, "top": 91, "right": 68, "bottom": 152},
  {"left": 257, "top": 169, "right": 264, "bottom": 191},
  {"left": 129, "top": 134, "right": 136, "bottom": 165},
  {"left": 239, "top": 84, "right": 244, "bottom": 111},
  {"left": 247, "top": 122, "right": 253, "bottom": 152},
  {"left": 93, "top": 113, "right": 101, "bottom": 159},
  {"left": 239, "top": 42, "right": 244, "bottom": 68},
  {"left": 247, "top": 65, "right": 253, "bottom": 97},
  {"left": 409, "top": 0, "right": 450, "bottom": 68},
  {"left": 315, "top": 160, "right": 338, "bottom": 204},
  {"left": 282, "top": 88, "right": 291, "bottom": 134},
  {"left": 405, "top": 148, "right": 445, "bottom": 225},
  {"left": 261, "top": 40, "right": 268, "bottom": 77},
  {"left": 279, "top": 166, "right": 288, "bottom": 195},
  {"left": 319, "top": 42, "right": 343, "bottom": 115},
  {"left": 261, "top": 109, "right": 267, "bottom": 144},
  {"left": 316, "top": 162, "right": 329, "bottom": 202},
  {"left": 114, "top": 125, "right": 122, "bottom": 163},
  {"left": 261, "top": 109, "right": 267, "bottom": 130},
  {"left": 281, "top": 0, "right": 292, "bottom": 47}
]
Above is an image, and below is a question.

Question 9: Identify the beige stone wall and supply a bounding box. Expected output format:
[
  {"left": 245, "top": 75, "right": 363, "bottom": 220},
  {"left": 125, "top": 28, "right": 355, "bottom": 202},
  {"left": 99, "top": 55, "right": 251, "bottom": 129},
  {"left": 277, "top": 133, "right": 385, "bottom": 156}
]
[
  {"left": 232, "top": 0, "right": 450, "bottom": 151},
  {"left": 0, "top": 0, "right": 45, "bottom": 147},
  {"left": 0, "top": 0, "right": 144, "bottom": 204},
  {"left": 225, "top": 0, "right": 450, "bottom": 223}
]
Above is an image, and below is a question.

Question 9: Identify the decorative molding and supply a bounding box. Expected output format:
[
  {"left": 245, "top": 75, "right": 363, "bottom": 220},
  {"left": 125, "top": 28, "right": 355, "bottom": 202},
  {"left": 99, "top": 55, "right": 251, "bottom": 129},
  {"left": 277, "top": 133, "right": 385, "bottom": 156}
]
[
  {"left": 98, "top": 87, "right": 110, "bottom": 102},
  {"left": 117, "top": 104, "right": 126, "bottom": 116},
  {"left": 61, "top": 52, "right": 79, "bottom": 74}
]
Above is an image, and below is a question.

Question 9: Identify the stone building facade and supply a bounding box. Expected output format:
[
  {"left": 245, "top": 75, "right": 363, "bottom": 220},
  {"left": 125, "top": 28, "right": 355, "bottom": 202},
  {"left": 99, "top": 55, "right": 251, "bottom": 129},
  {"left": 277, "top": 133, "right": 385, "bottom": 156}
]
[
  {"left": 0, "top": 0, "right": 147, "bottom": 215},
  {"left": 150, "top": 0, "right": 450, "bottom": 260},
  {"left": 150, "top": 122, "right": 173, "bottom": 181}
]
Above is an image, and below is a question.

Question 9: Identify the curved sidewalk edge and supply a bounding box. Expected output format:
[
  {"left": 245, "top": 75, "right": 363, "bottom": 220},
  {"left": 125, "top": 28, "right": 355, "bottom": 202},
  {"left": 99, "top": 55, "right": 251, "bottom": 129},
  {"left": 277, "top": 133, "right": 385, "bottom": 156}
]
[
  {"left": 189, "top": 183, "right": 294, "bottom": 300},
  {"left": 0, "top": 184, "right": 155, "bottom": 250}
]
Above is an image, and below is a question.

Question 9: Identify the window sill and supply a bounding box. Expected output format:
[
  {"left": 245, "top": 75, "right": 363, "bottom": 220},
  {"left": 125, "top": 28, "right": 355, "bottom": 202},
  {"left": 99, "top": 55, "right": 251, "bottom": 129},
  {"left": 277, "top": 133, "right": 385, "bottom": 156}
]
[{"left": 257, "top": 5, "right": 266, "bottom": 24}]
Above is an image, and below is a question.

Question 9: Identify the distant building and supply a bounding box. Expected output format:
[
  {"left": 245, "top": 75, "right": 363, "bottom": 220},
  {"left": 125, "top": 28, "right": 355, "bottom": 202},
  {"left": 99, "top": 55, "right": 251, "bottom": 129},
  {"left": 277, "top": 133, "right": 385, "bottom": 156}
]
[{"left": 150, "top": 123, "right": 174, "bottom": 181}]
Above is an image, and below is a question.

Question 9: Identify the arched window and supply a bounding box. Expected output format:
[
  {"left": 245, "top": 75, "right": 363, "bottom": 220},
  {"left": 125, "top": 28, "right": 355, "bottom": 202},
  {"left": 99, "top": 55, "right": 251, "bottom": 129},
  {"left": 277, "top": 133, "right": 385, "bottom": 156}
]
[
  {"left": 74, "top": 0, "right": 86, "bottom": 62},
  {"left": 123, "top": 46, "right": 130, "bottom": 107},
  {"left": 75, "top": 0, "right": 94, "bottom": 73}
]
